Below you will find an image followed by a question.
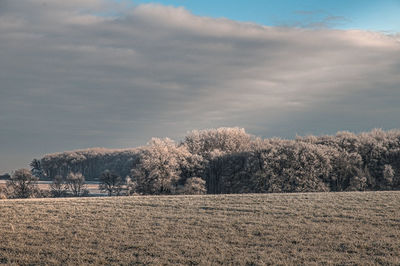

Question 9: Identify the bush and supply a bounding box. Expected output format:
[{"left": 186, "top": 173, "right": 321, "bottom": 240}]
[
  {"left": 181, "top": 177, "right": 206, "bottom": 195},
  {"left": 50, "top": 175, "right": 67, "bottom": 197},
  {"left": 125, "top": 176, "right": 137, "bottom": 195},
  {"left": 66, "top": 172, "right": 86, "bottom": 197},
  {"left": 6, "top": 169, "right": 39, "bottom": 198}
]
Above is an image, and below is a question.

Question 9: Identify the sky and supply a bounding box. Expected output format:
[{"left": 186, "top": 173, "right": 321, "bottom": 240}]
[
  {"left": 0, "top": 0, "right": 400, "bottom": 173},
  {"left": 135, "top": 0, "right": 400, "bottom": 32}
]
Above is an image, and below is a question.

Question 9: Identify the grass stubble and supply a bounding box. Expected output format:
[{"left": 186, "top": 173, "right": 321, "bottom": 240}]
[{"left": 0, "top": 192, "right": 399, "bottom": 265}]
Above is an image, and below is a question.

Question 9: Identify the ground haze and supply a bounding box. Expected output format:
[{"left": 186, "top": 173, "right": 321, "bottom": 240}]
[{"left": 1, "top": 192, "right": 399, "bottom": 265}]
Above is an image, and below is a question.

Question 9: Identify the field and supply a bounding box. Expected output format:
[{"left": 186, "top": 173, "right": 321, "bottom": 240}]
[
  {"left": 0, "top": 180, "right": 105, "bottom": 196},
  {"left": 1, "top": 192, "right": 399, "bottom": 265}
]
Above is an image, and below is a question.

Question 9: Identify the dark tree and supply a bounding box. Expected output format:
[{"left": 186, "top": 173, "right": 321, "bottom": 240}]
[
  {"left": 39, "top": 148, "right": 140, "bottom": 181},
  {"left": 99, "top": 170, "right": 123, "bottom": 196},
  {"left": 30, "top": 159, "right": 44, "bottom": 179}
]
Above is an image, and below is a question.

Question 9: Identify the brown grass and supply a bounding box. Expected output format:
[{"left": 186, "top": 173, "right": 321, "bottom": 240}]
[{"left": 1, "top": 192, "right": 400, "bottom": 265}]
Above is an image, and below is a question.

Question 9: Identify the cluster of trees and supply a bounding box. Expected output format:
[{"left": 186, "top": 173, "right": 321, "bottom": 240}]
[
  {"left": 0, "top": 169, "right": 130, "bottom": 199},
  {"left": 1, "top": 169, "right": 40, "bottom": 199},
  {"left": 0, "top": 169, "right": 87, "bottom": 199},
  {"left": 127, "top": 127, "right": 400, "bottom": 194},
  {"left": 36, "top": 148, "right": 140, "bottom": 180},
  {"left": 2, "top": 127, "right": 400, "bottom": 199}
]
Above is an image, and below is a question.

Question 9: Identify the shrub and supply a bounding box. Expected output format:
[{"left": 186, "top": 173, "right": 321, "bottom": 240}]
[
  {"left": 66, "top": 172, "right": 86, "bottom": 197},
  {"left": 50, "top": 175, "right": 67, "bottom": 197},
  {"left": 181, "top": 177, "right": 207, "bottom": 195},
  {"left": 6, "top": 169, "right": 39, "bottom": 198}
]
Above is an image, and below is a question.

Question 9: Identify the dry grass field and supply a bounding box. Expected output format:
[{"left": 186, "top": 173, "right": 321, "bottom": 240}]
[{"left": 1, "top": 192, "right": 399, "bottom": 265}]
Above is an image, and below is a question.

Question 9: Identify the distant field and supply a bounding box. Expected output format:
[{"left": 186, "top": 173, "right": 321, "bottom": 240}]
[
  {"left": 0, "top": 180, "right": 105, "bottom": 196},
  {"left": 1, "top": 192, "right": 399, "bottom": 265}
]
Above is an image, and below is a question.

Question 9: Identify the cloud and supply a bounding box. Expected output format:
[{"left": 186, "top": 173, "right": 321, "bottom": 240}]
[
  {"left": 288, "top": 9, "right": 351, "bottom": 29},
  {"left": 0, "top": 1, "right": 399, "bottom": 172}
]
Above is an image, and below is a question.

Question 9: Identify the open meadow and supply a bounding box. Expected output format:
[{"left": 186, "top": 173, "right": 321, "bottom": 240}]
[{"left": 1, "top": 192, "right": 400, "bottom": 265}]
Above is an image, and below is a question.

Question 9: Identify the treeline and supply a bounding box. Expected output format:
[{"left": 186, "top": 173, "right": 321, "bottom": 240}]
[
  {"left": 2, "top": 127, "right": 400, "bottom": 199},
  {"left": 34, "top": 127, "right": 400, "bottom": 194},
  {"left": 36, "top": 148, "right": 140, "bottom": 180}
]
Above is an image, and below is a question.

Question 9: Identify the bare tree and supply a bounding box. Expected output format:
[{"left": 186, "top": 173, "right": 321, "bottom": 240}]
[
  {"left": 66, "top": 172, "right": 86, "bottom": 197},
  {"left": 50, "top": 175, "right": 67, "bottom": 197},
  {"left": 6, "top": 169, "right": 39, "bottom": 198},
  {"left": 99, "top": 170, "right": 123, "bottom": 196}
]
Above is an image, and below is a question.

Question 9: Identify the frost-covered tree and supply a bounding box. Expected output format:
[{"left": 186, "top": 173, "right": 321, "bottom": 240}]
[
  {"left": 326, "top": 151, "right": 363, "bottom": 191},
  {"left": 347, "top": 167, "right": 368, "bottom": 191},
  {"left": 125, "top": 176, "right": 137, "bottom": 195},
  {"left": 265, "top": 141, "right": 332, "bottom": 193},
  {"left": 181, "top": 177, "right": 206, "bottom": 195},
  {"left": 178, "top": 153, "right": 204, "bottom": 183},
  {"left": 383, "top": 164, "right": 395, "bottom": 188},
  {"left": 183, "top": 128, "right": 254, "bottom": 193},
  {"left": 183, "top": 127, "right": 252, "bottom": 157},
  {"left": 132, "top": 138, "right": 186, "bottom": 194}
]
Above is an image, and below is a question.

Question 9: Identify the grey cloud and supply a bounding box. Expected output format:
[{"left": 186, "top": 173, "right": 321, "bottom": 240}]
[{"left": 0, "top": 1, "right": 399, "bottom": 172}]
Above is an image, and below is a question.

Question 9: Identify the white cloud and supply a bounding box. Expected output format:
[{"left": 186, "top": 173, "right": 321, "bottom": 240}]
[{"left": 0, "top": 1, "right": 399, "bottom": 172}]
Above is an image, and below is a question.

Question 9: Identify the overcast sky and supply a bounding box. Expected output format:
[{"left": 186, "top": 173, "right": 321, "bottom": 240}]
[{"left": 1, "top": 0, "right": 399, "bottom": 173}]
